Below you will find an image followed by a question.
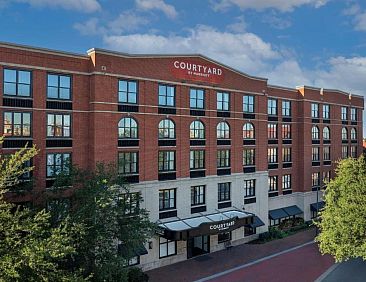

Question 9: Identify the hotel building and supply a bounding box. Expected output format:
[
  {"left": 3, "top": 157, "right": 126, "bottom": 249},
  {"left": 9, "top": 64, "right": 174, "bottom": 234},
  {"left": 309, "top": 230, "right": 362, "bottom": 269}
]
[{"left": 0, "top": 42, "right": 363, "bottom": 270}]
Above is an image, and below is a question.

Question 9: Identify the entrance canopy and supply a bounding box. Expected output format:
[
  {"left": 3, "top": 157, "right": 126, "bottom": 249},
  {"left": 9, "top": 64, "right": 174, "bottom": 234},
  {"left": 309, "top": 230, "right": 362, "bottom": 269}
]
[
  {"left": 158, "top": 210, "right": 253, "bottom": 241},
  {"left": 269, "top": 205, "right": 303, "bottom": 220},
  {"left": 310, "top": 201, "right": 325, "bottom": 212}
]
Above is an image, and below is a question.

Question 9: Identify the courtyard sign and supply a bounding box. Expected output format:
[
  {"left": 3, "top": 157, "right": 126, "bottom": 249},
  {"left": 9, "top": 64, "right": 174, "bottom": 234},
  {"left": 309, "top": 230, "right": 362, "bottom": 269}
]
[{"left": 171, "top": 59, "right": 224, "bottom": 84}]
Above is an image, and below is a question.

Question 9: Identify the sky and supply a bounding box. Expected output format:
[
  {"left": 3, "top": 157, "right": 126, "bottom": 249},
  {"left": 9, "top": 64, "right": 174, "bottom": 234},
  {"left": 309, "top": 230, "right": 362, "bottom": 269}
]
[{"left": 0, "top": 0, "right": 366, "bottom": 133}]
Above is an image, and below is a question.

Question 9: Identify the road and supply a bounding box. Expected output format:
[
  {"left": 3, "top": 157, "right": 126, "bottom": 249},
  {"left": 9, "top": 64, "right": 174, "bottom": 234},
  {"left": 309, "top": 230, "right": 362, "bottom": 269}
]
[{"left": 200, "top": 243, "right": 334, "bottom": 282}]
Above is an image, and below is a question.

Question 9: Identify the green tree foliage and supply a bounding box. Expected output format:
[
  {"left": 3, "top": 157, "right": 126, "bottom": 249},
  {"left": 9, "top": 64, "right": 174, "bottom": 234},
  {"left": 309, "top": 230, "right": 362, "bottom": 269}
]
[
  {"left": 0, "top": 138, "right": 84, "bottom": 281},
  {"left": 49, "top": 164, "right": 157, "bottom": 281},
  {"left": 316, "top": 156, "right": 366, "bottom": 262}
]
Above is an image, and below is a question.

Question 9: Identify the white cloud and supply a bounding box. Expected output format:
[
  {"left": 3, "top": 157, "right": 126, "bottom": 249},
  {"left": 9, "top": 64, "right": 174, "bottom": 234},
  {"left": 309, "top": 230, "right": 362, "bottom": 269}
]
[
  {"left": 103, "top": 25, "right": 279, "bottom": 74},
  {"left": 262, "top": 13, "right": 292, "bottom": 29},
  {"left": 74, "top": 11, "right": 148, "bottom": 36},
  {"left": 226, "top": 16, "right": 247, "bottom": 33},
  {"left": 212, "top": 0, "right": 329, "bottom": 12},
  {"left": 135, "top": 0, "right": 177, "bottom": 19},
  {"left": 342, "top": 3, "right": 366, "bottom": 31},
  {"left": 74, "top": 18, "right": 106, "bottom": 36},
  {"left": 13, "top": 0, "right": 101, "bottom": 13}
]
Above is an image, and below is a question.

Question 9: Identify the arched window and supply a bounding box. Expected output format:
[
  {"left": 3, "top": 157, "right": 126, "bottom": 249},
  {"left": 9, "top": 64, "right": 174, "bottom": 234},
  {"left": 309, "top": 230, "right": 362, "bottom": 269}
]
[
  {"left": 323, "top": 127, "right": 330, "bottom": 140},
  {"left": 190, "top": 120, "right": 205, "bottom": 139},
  {"left": 243, "top": 123, "right": 255, "bottom": 139},
  {"left": 350, "top": 128, "right": 357, "bottom": 140},
  {"left": 118, "top": 117, "right": 138, "bottom": 139},
  {"left": 342, "top": 127, "right": 348, "bottom": 140},
  {"left": 311, "top": 126, "right": 319, "bottom": 140},
  {"left": 158, "top": 119, "right": 175, "bottom": 139},
  {"left": 217, "top": 121, "right": 230, "bottom": 139}
]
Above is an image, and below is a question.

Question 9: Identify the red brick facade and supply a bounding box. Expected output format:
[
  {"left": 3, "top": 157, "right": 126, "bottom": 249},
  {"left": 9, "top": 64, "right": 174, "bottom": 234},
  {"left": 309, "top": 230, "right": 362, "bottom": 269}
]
[{"left": 0, "top": 42, "right": 364, "bottom": 202}]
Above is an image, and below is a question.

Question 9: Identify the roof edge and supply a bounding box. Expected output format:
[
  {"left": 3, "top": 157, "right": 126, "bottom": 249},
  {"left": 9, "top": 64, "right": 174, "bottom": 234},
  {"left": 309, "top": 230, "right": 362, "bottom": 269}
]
[
  {"left": 268, "top": 84, "right": 297, "bottom": 92},
  {"left": 296, "top": 85, "right": 364, "bottom": 99},
  {"left": 87, "top": 48, "right": 268, "bottom": 82},
  {"left": 0, "top": 41, "right": 89, "bottom": 60}
]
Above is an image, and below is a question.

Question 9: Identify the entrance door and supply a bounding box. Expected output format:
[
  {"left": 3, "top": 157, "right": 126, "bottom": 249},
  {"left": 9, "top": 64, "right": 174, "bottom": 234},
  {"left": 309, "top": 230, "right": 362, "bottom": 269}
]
[{"left": 187, "top": 235, "right": 210, "bottom": 259}]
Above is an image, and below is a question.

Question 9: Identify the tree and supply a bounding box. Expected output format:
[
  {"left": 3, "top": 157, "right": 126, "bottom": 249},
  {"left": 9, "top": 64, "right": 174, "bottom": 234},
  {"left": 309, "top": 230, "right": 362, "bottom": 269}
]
[
  {"left": 0, "top": 138, "right": 85, "bottom": 281},
  {"left": 316, "top": 155, "right": 366, "bottom": 262},
  {"left": 49, "top": 164, "right": 156, "bottom": 281}
]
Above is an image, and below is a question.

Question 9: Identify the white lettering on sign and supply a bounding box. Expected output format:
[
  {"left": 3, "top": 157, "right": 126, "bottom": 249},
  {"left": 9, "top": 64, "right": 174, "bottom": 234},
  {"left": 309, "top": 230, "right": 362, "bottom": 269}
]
[
  {"left": 173, "top": 60, "right": 223, "bottom": 78},
  {"left": 209, "top": 221, "right": 235, "bottom": 232}
]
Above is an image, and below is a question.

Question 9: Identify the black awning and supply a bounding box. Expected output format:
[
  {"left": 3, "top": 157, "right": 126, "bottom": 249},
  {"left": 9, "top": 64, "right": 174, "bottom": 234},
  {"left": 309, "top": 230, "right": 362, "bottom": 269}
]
[
  {"left": 310, "top": 201, "right": 325, "bottom": 212},
  {"left": 269, "top": 208, "right": 288, "bottom": 220},
  {"left": 158, "top": 210, "right": 254, "bottom": 241},
  {"left": 283, "top": 205, "right": 303, "bottom": 216},
  {"left": 247, "top": 216, "right": 265, "bottom": 228},
  {"left": 118, "top": 243, "right": 148, "bottom": 257}
]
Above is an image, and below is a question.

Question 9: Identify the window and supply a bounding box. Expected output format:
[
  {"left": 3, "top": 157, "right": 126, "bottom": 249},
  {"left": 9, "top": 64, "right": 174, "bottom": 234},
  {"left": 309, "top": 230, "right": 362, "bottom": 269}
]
[
  {"left": 218, "top": 232, "right": 231, "bottom": 243},
  {"left": 268, "top": 147, "right": 278, "bottom": 164},
  {"left": 323, "top": 104, "right": 330, "bottom": 119},
  {"left": 311, "top": 103, "right": 319, "bottom": 118},
  {"left": 217, "top": 121, "right": 230, "bottom": 139},
  {"left": 217, "top": 150, "right": 230, "bottom": 168},
  {"left": 243, "top": 123, "right": 255, "bottom": 139},
  {"left": 268, "top": 123, "right": 278, "bottom": 139},
  {"left": 342, "top": 146, "right": 348, "bottom": 159},
  {"left": 118, "top": 117, "right": 138, "bottom": 139},
  {"left": 282, "top": 174, "right": 291, "bottom": 190},
  {"left": 190, "top": 88, "right": 204, "bottom": 109},
  {"left": 323, "top": 146, "right": 331, "bottom": 161},
  {"left": 190, "top": 120, "right": 205, "bottom": 139},
  {"left": 3, "top": 112, "right": 31, "bottom": 137},
  {"left": 268, "top": 99, "right": 277, "bottom": 115},
  {"left": 126, "top": 256, "right": 140, "bottom": 266},
  {"left": 118, "top": 80, "right": 137, "bottom": 104},
  {"left": 350, "top": 128, "right": 357, "bottom": 140},
  {"left": 159, "top": 189, "right": 176, "bottom": 211},
  {"left": 323, "top": 127, "right": 330, "bottom": 140},
  {"left": 118, "top": 152, "right": 138, "bottom": 175},
  {"left": 120, "top": 193, "right": 139, "bottom": 215},
  {"left": 351, "top": 146, "right": 357, "bottom": 158},
  {"left": 158, "top": 84, "right": 175, "bottom": 107},
  {"left": 282, "top": 147, "right": 292, "bottom": 163},
  {"left": 323, "top": 171, "right": 330, "bottom": 186},
  {"left": 312, "top": 126, "right": 319, "bottom": 140},
  {"left": 268, "top": 176, "right": 278, "bottom": 192},
  {"left": 46, "top": 153, "right": 71, "bottom": 178},
  {"left": 191, "top": 185, "right": 205, "bottom": 206},
  {"left": 312, "top": 147, "right": 320, "bottom": 161},
  {"left": 158, "top": 151, "right": 175, "bottom": 172},
  {"left": 47, "top": 74, "right": 71, "bottom": 100},
  {"left": 158, "top": 119, "right": 175, "bottom": 139},
  {"left": 218, "top": 182, "right": 231, "bottom": 202},
  {"left": 3, "top": 68, "right": 31, "bottom": 97},
  {"left": 244, "top": 180, "right": 255, "bottom": 198},
  {"left": 190, "top": 150, "right": 205, "bottom": 170},
  {"left": 341, "top": 107, "right": 348, "bottom": 120},
  {"left": 243, "top": 95, "right": 254, "bottom": 113},
  {"left": 217, "top": 92, "right": 230, "bottom": 111},
  {"left": 282, "top": 124, "right": 291, "bottom": 139},
  {"left": 243, "top": 149, "right": 255, "bottom": 166},
  {"left": 351, "top": 108, "right": 357, "bottom": 121},
  {"left": 159, "top": 237, "right": 176, "bottom": 258},
  {"left": 282, "top": 100, "right": 291, "bottom": 116},
  {"left": 341, "top": 127, "right": 348, "bottom": 141},
  {"left": 47, "top": 114, "right": 71, "bottom": 138},
  {"left": 312, "top": 172, "right": 320, "bottom": 187}
]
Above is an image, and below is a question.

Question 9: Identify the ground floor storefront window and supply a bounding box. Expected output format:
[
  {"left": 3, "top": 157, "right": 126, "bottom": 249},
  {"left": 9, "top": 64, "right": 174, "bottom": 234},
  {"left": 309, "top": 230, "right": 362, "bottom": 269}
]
[{"left": 159, "top": 237, "right": 176, "bottom": 258}]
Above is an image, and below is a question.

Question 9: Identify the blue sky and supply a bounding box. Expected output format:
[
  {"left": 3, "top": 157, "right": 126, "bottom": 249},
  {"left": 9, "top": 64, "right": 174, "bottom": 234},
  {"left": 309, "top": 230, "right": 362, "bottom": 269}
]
[{"left": 1, "top": 0, "right": 366, "bottom": 131}]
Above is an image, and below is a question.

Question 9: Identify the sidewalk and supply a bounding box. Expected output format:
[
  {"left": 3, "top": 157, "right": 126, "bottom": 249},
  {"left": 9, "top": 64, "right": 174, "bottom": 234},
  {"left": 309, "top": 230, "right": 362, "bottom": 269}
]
[{"left": 147, "top": 227, "right": 321, "bottom": 282}]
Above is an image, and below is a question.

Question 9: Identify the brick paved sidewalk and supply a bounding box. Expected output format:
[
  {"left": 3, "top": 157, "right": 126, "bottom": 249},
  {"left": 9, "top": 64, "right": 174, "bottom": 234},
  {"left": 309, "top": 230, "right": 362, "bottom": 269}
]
[{"left": 146, "top": 227, "right": 318, "bottom": 282}]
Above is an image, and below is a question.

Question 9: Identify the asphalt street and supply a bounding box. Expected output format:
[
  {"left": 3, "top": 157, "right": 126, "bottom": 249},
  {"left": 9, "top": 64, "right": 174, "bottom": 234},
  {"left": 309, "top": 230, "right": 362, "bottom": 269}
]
[{"left": 320, "top": 258, "right": 366, "bottom": 282}]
